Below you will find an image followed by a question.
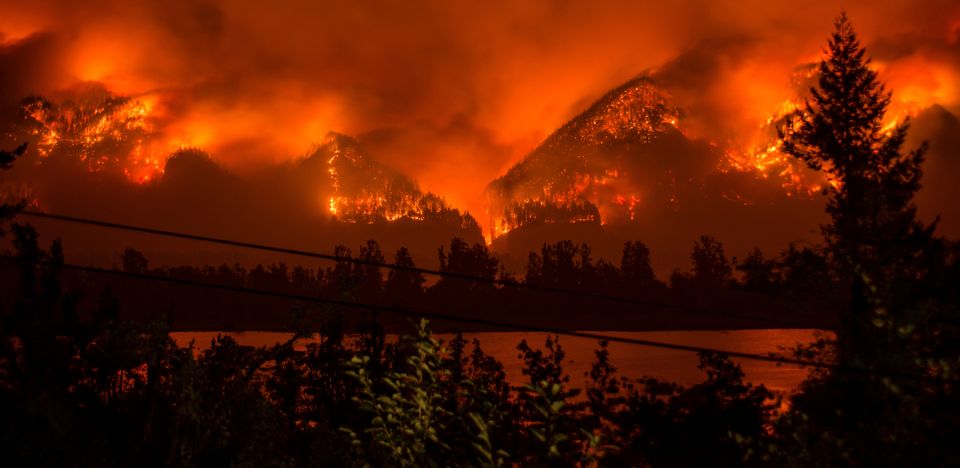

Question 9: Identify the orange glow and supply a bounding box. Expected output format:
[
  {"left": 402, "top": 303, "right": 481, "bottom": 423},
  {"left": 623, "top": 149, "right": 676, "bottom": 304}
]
[
  {"left": 0, "top": 8, "right": 49, "bottom": 45},
  {"left": 316, "top": 134, "right": 470, "bottom": 227},
  {"left": 1, "top": 1, "right": 958, "bottom": 239},
  {"left": 879, "top": 57, "right": 958, "bottom": 115},
  {"left": 22, "top": 90, "right": 166, "bottom": 184}
]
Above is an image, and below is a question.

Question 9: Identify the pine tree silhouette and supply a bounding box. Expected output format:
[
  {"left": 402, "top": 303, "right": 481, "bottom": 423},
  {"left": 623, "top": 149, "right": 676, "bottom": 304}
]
[{"left": 780, "top": 12, "right": 935, "bottom": 364}]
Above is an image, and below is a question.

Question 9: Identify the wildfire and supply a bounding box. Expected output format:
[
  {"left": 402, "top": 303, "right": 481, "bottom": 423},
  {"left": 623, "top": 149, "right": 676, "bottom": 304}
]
[
  {"left": 484, "top": 61, "right": 949, "bottom": 243},
  {"left": 322, "top": 135, "right": 418, "bottom": 222},
  {"left": 487, "top": 197, "right": 603, "bottom": 240},
  {"left": 22, "top": 90, "right": 165, "bottom": 184},
  {"left": 721, "top": 89, "right": 923, "bottom": 197},
  {"left": 485, "top": 79, "right": 684, "bottom": 241},
  {"left": 614, "top": 193, "right": 641, "bottom": 221},
  {"left": 721, "top": 138, "right": 827, "bottom": 197},
  {"left": 564, "top": 80, "right": 681, "bottom": 146},
  {"left": 319, "top": 133, "right": 478, "bottom": 231}
]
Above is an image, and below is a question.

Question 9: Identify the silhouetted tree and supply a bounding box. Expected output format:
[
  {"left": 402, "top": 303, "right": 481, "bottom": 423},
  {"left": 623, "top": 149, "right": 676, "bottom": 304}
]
[
  {"left": 212, "top": 263, "right": 246, "bottom": 288},
  {"left": 354, "top": 239, "right": 385, "bottom": 299},
  {"left": 735, "top": 248, "right": 778, "bottom": 293},
  {"left": 120, "top": 247, "right": 149, "bottom": 274},
  {"left": 768, "top": 13, "right": 960, "bottom": 466},
  {"left": 384, "top": 246, "right": 425, "bottom": 302},
  {"left": 621, "top": 240, "right": 657, "bottom": 292},
  {"left": 778, "top": 244, "right": 834, "bottom": 298},
  {"left": 525, "top": 240, "right": 594, "bottom": 290},
  {"left": 591, "top": 259, "right": 621, "bottom": 295},
  {"left": 690, "top": 235, "right": 732, "bottom": 288},
  {"left": 290, "top": 265, "right": 319, "bottom": 293},
  {"left": 606, "top": 352, "right": 773, "bottom": 467},
  {"left": 435, "top": 237, "right": 498, "bottom": 294},
  {"left": 324, "top": 245, "right": 355, "bottom": 297},
  {"left": 780, "top": 12, "right": 937, "bottom": 361}
]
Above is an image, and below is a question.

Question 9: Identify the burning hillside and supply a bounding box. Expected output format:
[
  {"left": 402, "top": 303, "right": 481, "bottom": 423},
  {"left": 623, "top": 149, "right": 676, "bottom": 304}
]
[
  {"left": 485, "top": 78, "right": 679, "bottom": 238},
  {"left": 482, "top": 61, "right": 935, "bottom": 243},
  {"left": 0, "top": 84, "right": 486, "bottom": 264},
  {"left": 485, "top": 76, "right": 830, "bottom": 240},
  {"left": 310, "top": 132, "right": 480, "bottom": 230},
  {"left": 16, "top": 83, "right": 164, "bottom": 184}
]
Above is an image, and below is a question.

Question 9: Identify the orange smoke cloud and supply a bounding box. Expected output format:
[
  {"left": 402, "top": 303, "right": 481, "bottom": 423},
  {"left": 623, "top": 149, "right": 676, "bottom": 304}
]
[{"left": 1, "top": 0, "right": 959, "bottom": 233}]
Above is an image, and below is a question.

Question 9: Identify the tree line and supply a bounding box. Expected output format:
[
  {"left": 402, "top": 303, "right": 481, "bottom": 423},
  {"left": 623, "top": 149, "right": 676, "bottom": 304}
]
[{"left": 28, "top": 232, "right": 843, "bottom": 332}]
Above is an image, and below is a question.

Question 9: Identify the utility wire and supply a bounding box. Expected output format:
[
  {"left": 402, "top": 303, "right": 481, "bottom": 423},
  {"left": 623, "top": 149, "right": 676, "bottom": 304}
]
[
  {"left": 0, "top": 255, "right": 950, "bottom": 385},
  {"left": 18, "top": 210, "right": 820, "bottom": 329}
]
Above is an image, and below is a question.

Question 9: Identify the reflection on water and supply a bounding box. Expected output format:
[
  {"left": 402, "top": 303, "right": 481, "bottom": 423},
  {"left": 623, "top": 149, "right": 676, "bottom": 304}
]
[{"left": 171, "top": 329, "right": 824, "bottom": 394}]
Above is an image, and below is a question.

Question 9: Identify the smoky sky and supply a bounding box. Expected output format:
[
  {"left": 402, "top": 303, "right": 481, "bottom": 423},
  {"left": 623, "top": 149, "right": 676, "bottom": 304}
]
[
  {"left": 1, "top": 0, "right": 959, "bottom": 273},
  {"left": 2, "top": 0, "right": 958, "bottom": 217}
]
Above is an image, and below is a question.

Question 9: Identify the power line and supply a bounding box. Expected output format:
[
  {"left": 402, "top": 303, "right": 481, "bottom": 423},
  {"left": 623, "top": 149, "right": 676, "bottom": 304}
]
[
  {"left": 1, "top": 255, "right": 950, "bottom": 385},
  {"left": 18, "top": 210, "right": 819, "bottom": 329}
]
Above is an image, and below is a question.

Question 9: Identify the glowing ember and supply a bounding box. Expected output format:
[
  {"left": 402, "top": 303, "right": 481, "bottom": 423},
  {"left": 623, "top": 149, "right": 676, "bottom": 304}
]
[
  {"left": 719, "top": 66, "right": 926, "bottom": 198},
  {"left": 317, "top": 133, "right": 480, "bottom": 232},
  {"left": 20, "top": 88, "right": 165, "bottom": 184},
  {"left": 486, "top": 78, "right": 683, "bottom": 240}
]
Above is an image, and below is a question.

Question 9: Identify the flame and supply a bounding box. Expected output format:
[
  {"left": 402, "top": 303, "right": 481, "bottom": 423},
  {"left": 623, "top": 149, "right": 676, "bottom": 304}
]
[
  {"left": 720, "top": 73, "right": 928, "bottom": 198},
  {"left": 484, "top": 64, "right": 936, "bottom": 242},
  {"left": 320, "top": 135, "right": 476, "bottom": 230},
  {"left": 614, "top": 193, "right": 642, "bottom": 221},
  {"left": 23, "top": 91, "right": 165, "bottom": 184},
  {"left": 485, "top": 80, "right": 685, "bottom": 240},
  {"left": 6, "top": 9, "right": 956, "bottom": 243}
]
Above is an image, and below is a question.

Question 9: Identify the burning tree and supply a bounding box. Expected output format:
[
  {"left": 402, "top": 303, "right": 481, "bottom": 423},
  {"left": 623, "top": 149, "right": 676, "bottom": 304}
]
[{"left": 18, "top": 84, "right": 163, "bottom": 183}]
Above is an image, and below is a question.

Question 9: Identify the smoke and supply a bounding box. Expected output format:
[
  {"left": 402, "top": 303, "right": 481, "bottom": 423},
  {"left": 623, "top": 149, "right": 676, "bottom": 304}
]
[{"left": 1, "top": 0, "right": 959, "bottom": 267}]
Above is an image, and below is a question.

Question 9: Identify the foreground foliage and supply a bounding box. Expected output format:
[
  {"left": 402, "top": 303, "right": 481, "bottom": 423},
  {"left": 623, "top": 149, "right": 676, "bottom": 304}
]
[{"left": 0, "top": 228, "right": 775, "bottom": 466}]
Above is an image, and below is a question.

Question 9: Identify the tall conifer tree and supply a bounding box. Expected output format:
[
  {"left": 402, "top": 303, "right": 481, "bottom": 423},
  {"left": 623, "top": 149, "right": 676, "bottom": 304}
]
[
  {"left": 769, "top": 14, "right": 959, "bottom": 466},
  {"left": 781, "top": 12, "right": 935, "bottom": 364}
]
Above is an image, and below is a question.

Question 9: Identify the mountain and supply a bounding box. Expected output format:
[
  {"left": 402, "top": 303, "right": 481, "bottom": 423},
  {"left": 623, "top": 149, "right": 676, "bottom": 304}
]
[
  {"left": 486, "top": 77, "right": 829, "bottom": 275},
  {"left": 304, "top": 132, "right": 479, "bottom": 232},
  {"left": 909, "top": 104, "right": 960, "bottom": 238},
  {"left": 5, "top": 87, "right": 484, "bottom": 269},
  {"left": 486, "top": 78, "right": 681, "bottom": 235}
]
